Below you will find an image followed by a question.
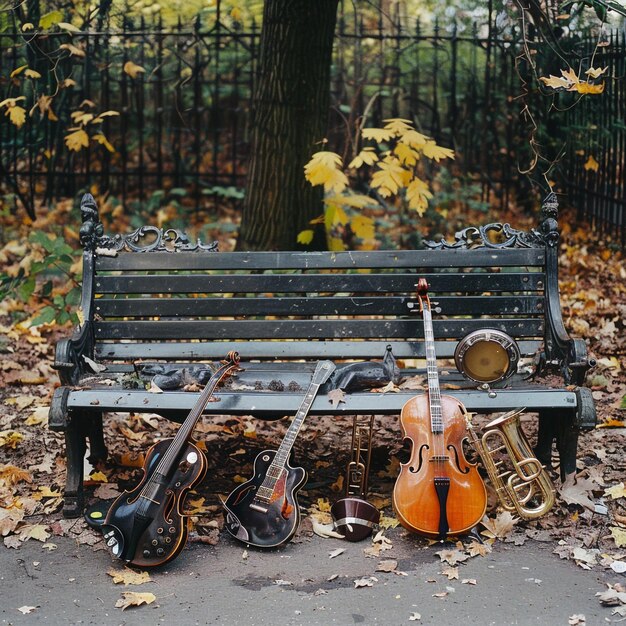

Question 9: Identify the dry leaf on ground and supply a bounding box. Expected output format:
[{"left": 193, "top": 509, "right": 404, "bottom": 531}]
[
  {"left": 354, "top": 576, "right": 378, "bottom": 588},
  {"left": 376, "top": 559, "right": 397, "bottom": 572},
  {"left": 115, "top": 591, "right": 156, "bottom": 610},
  {"left": 480, "top": 511, "right": 517, "bottom": 539},
  {"left": 435, "top": 548, "right": 469, "bottom": 566},
  {"left": 107, "top": 568, "right": 152, "bottom": 586},
  {"left": 559, "top": 474, "right": 596, "bottom": 510}
]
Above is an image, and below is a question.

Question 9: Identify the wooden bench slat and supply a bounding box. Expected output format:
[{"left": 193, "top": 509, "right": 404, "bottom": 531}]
[
  {"left": 96, "top": 248, "right": 547, "bottom": 272},
  {"left": 95, "top": 272, "right": 545, "bottom": 294},
  {"left": 95, "top": 295, "right": 544, "bottom": 318},
  {"left": 95, "top": 339, "right": 543, "bottom": 361},
  {"left": 94, "top": 318, "right": 544, "bottom": 340}
]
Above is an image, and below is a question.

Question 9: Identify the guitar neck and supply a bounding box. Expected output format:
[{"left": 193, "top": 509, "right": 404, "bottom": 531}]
[
  {"left": 273, "top": 382, "right": 320, "bottom": 468},
  {"left": 422, "top": 307, "right": 443, "bottom": 434},
  {"left": 153, "top": 358, "right": 236, "bottom": 478}
]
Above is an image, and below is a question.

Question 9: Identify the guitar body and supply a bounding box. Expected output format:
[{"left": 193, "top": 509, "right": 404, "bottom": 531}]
[
  {"left": 223, "top": 450, "right": 306, "bottom": 548},
  {"left": 392, "top": 393, "right": 487, "bottom": 538},
  {"left": 102, "top": 439, "right": 207, "bottom": 567}
]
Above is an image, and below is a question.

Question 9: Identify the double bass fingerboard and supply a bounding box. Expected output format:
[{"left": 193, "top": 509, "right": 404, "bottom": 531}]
[{"left": 422, "top": 305, "right": 444, "bottom": 435}]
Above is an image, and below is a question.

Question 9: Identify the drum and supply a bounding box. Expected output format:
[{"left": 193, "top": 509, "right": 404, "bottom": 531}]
[
  {"left": 331, "top": 497, "right": 380, "bottom": 542},
  {"left": 454, "top": 329, "right": 520, "bottom": 384}
]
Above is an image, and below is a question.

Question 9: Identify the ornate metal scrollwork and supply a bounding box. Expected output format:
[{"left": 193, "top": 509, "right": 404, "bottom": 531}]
[
  {"left": 78, "top": 193, "right": 218, "bottom": 253},
  {"left": 424, "top": 193, "right": 559, "bottom": 250}
]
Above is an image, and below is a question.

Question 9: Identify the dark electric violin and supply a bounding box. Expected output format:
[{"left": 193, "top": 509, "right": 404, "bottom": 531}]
[
  {"left": 102, "top": 352, "right": 239, "bottom": 567},
  {"left": 392, "top": 280, "right": 486, "bottom": 538}
]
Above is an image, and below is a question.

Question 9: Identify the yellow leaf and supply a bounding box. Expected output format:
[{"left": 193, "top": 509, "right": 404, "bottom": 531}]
[
  {"left": 383, "top": 117, "right": 414, "bottom": 136},
  {"left": 316, "top": 498, "right": 331, "bottom": 512},
  {"left": 65, "top": 128, "right": 89, "bottom": 151},
  {"left": 402, "top": 129, "right": 429, "bottom": 148},
  {"left": 6, "top": 106, "right": 26, "bottom": 128},
  {"left": 0, "top": 430, "right": 24, "bottom": 448},
  {"left": 297, "top": 229, "right": 314, "bottom": 245},
  {"left": 10, "top": 65, "right": 28, "bottom": 78},
  {"left": 123, "top": 61, "right": 146, "bottom": 79},
  {"left": 361, "top": 127, "right": 393, "bottom": 143},
  {"left": 92, "top": 110, "right": 120, "bottom": 123},
  {"left": 115, "top": 591, "right": 156, "bottom": 610},
  {"left": 422, "top": 141, "right": 454, "bottom": 162},
  {"left": 24, "top": 69, "right": 41, "bottom": 79},
  {"left": 59, "top": 43, "right": 86, "bottom": 57},
  {"left": 611, "top": 527, "right": 626, "bottom": 548},
  {"left": 604, "top": 483, "right": 626, "bottom": 499},
  {"left": 585, "top": 66, "right": 608, "bottom": 79},
  {"left": 93, "top": 132, "right": 115, "bottom": 153},
  {"left": 304, "top": 151, "right": 348, "bottom": 194},
  {"left": 21, "top": 23, "right": 34, "bottom": 31},
  {"left": 231, "top": 7, "right": 243, "bottom": 21},
  {"left": 370, "top": 160, "right": 405, "bottom": 196},
  {"left": 325, "top": 193, "right": 373, "bottom": 209},
  {"left": 350, "top": 215, "right": 375, "bottom": 240},
  {"left": 0, "top": 96, "right": 26, "bottom": 108},
  {"left": 348, "top": 147, "right": 379, "bottom": 169},
  {"left": 60, "top": 78, "right": 77, "bottom": 88},
  {"left": 394, "top": 142, "right": 420, "bottom": 166},
  {"left": 58, "top": 21, "right": 81, "bottom": 33},
  {"left": 108, "top": 568, "right": 152, "bottom": 586},
  {"left": 575, "top": 81, "right": 604, "bottom": 94},
  {"left": 406, "top": 177, "right": 433, "bottom": 215},
  {"left": 18, "top": 524, "right": 50, "bottom": 542},
  {"left": 583, "top": 155, "right": 599, "bottom": 172},
  {"left": 71, "top": 111, "right": 94, "bottom": 125},
  {"left": 88, "top": 470, "right": 108, "bottom": 482}
]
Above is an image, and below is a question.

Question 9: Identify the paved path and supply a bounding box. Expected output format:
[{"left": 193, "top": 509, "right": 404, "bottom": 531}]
[{"left": 0, "top": 529, "right": 615, "bottom": 626}]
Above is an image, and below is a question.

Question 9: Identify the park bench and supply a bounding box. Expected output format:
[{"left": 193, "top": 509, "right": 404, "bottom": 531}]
[{"left": 49, "top": 192, "right": 596, "bottom": 518}]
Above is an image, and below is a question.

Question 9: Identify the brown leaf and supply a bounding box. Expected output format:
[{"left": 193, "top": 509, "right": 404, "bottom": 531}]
[
  {"left": 376, "top": 559, "right": 397, "bottom": 572},
  {"left": 441, "top": 565, "right": 459, "bottom": 580},
  {"left": 354, "top": 576, "right": 378, "bottom": 588},
  {"left": 0, "top": 464, "right": 32, "bottom": 486},
  {"left": 559, "top": 474, "right": 596, "bottom": 510},
  {"left": 17, "top": 606, "right": 38, "bottom": 615},
  {"left": 327, "top": 388, "right": 346, "bottom": 407},
  {"left": 462, "top": 578, "right": 477, "bottom": 585},
  {"left": 480, "top": 511, "right": 517, "bottom": 539},
  {"left": 435, "top": 548, "right": 469, "bottom": 566},
  {"left": 466, "top": 540, "right": 491, "bottom": 557}
]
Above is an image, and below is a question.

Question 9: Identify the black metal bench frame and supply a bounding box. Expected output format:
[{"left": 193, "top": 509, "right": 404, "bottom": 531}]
[{"left": 49, "top": 192, "right": 596, "bottom": 517}]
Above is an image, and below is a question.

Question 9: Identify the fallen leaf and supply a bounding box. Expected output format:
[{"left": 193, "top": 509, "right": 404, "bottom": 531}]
[
  {"left": 17, "top": 606, "right": 38, "bottom": 614},
  {"left": 354, "top": 576, "right": 377, "bottom": 588},
  {"left": 466, "top": 540, "right": 491, "bottom": 557},
  {"left": 107, "top": 568, "right": 152, "bottom": 586},
  {"left": 115, "top": 591, "right": 156, "bottom": 610},
  {"left": 462, "top": 578, "right": 477, "bottom": 585},
  {"left": 435, "top": 549, "right": 469, "bottom": 566},
  {"left": 559, "top": 474, "right": 597, "bottom": 510},
  {"left": 611, "top": 527, "right": 626, "bottom": 548},
  {"left": 480, "top": 511, "right": 517, "bottom": 539},
  {"left": 378, "top": 514, "right": 399, "bottom": 529},
  {"left": 604, "top": 483, "right": 626, "bottom": 500},
  {"left": 596, "top": 583, "right": 626, "bottom": 606},
  {"left": 0, "top": 464, "right": 32, "bottom": 485},
  {"left": 409, "top": 612, "right": 421, "bottom": 621},
  {"left": 273, "top": 579, "right": 293, "bottom": 586},
  {"left": 18, "top": 524, "right": 50, "bottom": 543},
  {"left": 441, "top": 565, "right": 459, "bottom": 580},
  {"left": 327, "top": 388, "right": 346, "bottom": 407},
  {"left": 376, "top": 559, "right": 397, "bottom": 572},
  {"left": 329, "top": 548, "right": 345, "bottom": 559},
  {"left": 432, "top": 591, "right": 448, "bottom": 598},
  {"left": 568, "top": 614, "right": 585, "bottom": 625},
  {"left": 88, "top": 471, "right": 108, "bottom": 483}
]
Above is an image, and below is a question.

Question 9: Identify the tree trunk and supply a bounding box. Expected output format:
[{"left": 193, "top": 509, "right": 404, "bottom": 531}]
[{"left": 237, "top": 0, "right": 339, "bottom": 251}]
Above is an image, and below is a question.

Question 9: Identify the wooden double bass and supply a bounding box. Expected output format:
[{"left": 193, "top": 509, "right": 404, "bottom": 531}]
[{"left": 392, "top": 280, "right": 486, "bottom": 539}]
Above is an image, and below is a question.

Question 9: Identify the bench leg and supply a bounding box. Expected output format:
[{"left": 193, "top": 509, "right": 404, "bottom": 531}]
[
  {"left": 535, "top": 411, "right": 578, "bottom": 481},
  {"left": 62, "top": 411, "right": 107, "bottom": 518}
]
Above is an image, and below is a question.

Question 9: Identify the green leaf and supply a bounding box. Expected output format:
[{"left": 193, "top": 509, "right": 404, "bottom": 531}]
[
  {"left": 65, "top": 287, "right": 81, "bottom": 306},
  {"left": 17, "top": 276, "right": 36, "bottom": 301},
  {"left": 39, "top": 10, "right": 64, "bottom": 29},
  {"left": 30, "top": 306, "right": 57, "bottom": 326},
  {"left": 41, "top": 280, "right": 53, "bottom": 298},
  {"left": 620, "top": 394, "right": 626, "bottom": 409},
  {"left": 169, "top": 188, "right": 187, "bottom": 197}
]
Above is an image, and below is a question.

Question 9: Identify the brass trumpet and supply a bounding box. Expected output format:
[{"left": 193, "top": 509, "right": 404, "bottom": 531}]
[{"left": 465, "top": 408, "right": 555, "bottom": 520}]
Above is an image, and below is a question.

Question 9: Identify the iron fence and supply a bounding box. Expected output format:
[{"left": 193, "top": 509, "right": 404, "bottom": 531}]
[{"left": 0, "top": 2, "right": 624, "bottom": 243}]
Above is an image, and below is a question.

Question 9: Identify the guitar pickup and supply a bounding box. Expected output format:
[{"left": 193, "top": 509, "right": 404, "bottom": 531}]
[{"left": 249, "top": 502, "right": 269, "bottom": 513}]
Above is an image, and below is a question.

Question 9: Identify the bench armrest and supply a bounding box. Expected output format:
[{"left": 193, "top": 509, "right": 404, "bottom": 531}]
[{"left": 53, "top": 320, "right": 94, "bottom": 385}]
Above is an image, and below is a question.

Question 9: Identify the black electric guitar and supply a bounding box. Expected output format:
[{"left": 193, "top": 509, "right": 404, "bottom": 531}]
[
  {"left": 223, "top": 360, "right": 335, "bottom": 548},
  {"left": 102, "top": 352, "right": 239, "bottom": 567}
]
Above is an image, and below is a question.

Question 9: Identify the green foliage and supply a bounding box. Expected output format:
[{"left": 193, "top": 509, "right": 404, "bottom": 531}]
[{"left": 0, "top": 231, "right": 82, "bottom": 327}]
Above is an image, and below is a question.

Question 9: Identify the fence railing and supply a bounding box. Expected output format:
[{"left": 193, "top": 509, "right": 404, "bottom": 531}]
[{"left": 0, "top": 3, "right": 624, "bottom": 245}]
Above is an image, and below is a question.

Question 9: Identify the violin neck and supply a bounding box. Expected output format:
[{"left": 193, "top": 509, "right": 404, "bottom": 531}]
[{"left": 422, "top": 307, "right": 443, "bottom": 434}]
